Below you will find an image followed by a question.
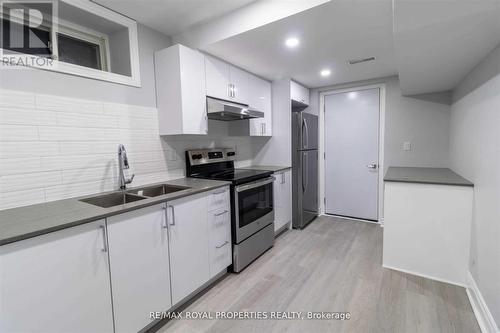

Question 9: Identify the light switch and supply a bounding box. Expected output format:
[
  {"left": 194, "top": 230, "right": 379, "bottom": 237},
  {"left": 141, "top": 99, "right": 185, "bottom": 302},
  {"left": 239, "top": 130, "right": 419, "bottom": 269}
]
[{"left": 403, "top": 141, "right": 412, "bottom": 151}]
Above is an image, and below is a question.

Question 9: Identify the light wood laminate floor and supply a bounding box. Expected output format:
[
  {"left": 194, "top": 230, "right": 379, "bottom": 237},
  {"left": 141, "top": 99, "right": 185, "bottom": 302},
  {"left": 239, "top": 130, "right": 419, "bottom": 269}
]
[{"left": 157, "top": 216, "right": 480, "bottom": 333}]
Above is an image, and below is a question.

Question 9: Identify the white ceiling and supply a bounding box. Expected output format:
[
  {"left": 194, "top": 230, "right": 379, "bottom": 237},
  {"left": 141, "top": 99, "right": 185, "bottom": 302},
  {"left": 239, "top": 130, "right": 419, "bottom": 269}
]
[
  {"left": 394, "top": 0, "right": 500, "bottom": 95},
  {"left": 202, "top": 0, "right": 397, "bottom": 88},
  {"left": 93, "top": 0, "right": 256, "bottom": 36}
]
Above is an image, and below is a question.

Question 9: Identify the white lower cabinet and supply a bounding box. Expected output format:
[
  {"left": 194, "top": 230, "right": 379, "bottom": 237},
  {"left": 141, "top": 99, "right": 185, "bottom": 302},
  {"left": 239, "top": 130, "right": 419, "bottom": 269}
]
[
  {"left": 106, "top": 204, "right": 171, "bottom": 333},
  {"left": 0, "top": 187, "right": 232, "bottom": 333},
  {"left": 273, "top": 169, "right": 292, "bottom": 233},
  {"left": 0, "top": 220, "right": 114, "bottom": 333},
  {"left": 167, "top": 192, "right": 211, "bottom": 305}
]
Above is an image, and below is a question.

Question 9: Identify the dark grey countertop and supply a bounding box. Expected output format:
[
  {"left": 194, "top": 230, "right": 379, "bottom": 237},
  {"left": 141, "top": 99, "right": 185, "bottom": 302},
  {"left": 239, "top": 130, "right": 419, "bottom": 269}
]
[
  {"left": 245, "top": 165, "right": 292, "bottom": 172},
  {"left": 384, "top": 167, "right": 473, "bottom": 187},
  {"left": 0, "top": 178, "right": 230, "bottom": 246}
]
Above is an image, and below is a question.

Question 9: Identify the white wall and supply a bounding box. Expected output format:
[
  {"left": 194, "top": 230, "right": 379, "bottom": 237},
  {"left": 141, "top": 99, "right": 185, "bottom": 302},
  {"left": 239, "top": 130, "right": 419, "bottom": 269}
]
[
  {"left": 310, "top": 76, "right": 451, "bottom": 172},
  {"left": 0, "top": 25, "right": 256, "bottom": 211},
  {"left": 450, "top": 44, "right": 500, "bottom": 329}
]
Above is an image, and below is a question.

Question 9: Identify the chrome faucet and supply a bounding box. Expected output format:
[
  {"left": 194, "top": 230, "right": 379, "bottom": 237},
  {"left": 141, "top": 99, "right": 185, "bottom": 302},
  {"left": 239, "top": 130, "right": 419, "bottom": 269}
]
[{"left": 118, "top": 144, "right": 134, "bottom": 190}]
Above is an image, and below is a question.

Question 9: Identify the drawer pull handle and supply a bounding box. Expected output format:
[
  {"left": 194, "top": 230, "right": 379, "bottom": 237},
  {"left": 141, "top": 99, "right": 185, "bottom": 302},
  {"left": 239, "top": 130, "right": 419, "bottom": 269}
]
[
  {"left": 213, "top": 189, "right": 226, "bottom": 195},
  {"left": 216, "top": 241, "right": 229, "bottom": 249},
  {"left": 214, "top": 210, "right": 228, "bottom": 217}
]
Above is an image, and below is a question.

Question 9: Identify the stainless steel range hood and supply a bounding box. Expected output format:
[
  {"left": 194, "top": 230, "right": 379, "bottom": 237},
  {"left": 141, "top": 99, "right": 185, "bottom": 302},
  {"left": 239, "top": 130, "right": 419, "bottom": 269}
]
[{"left": 207, "top": 97, "right": 264, "bottom": 121}]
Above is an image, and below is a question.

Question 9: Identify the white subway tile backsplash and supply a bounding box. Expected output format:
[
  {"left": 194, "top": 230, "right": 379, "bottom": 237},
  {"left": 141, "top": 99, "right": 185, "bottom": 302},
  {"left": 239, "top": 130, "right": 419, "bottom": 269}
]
[
  {"left": 56, "top": 112, "right": 119, "bottom": 128},
  {"left": 41, "top": 154, "right": 116, "bottom": 171},
  {"left": 38, "top": 126, "right": 121, "bottom": 141},
  {"left": 0, "top": 189, "right": 45, "bottom": 210},
  {"left": 0, "top": 90, "right": 36, "bottom": 109},
  {"left": 44, "top": 179, "right": 116, "bottom": 202},
  {"left": 0, "top": 125, "right": 39, "bottom": 141},
  {"left": 0, "top": 171, "right": 62, "bottom": 192},
  {"left": 0, "top": 108, "right": 57, "bottom": 126},
  {"left": 0, "top": 157, "right": 42, "bottom": 175},
  {"left": 0, "top": 89, "right": 255, "bottom": 210},
  {"left": 0, "top": 141, "right": 59, "bottom": 158},
  {"left": 36, "top": 94, "right": 103, "bottom": 114},
  {"left": 62, "top": 167, "right": 116, "bottom": 185}
]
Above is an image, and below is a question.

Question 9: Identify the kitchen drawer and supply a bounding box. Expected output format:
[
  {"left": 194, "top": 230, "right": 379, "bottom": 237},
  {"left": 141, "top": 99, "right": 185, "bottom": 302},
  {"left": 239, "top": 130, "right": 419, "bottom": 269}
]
[
  {"left": 208, "top": 208, "right": 231, "bottom": 277},
  {"left": 208, "top": 187, "right": 230, "bottom": 211},
  {"left": 209, "top": 239, "right": 231, "bottom": 277},
  {"left": 208, "top": 208, "right": 231, "bottom": 242}
]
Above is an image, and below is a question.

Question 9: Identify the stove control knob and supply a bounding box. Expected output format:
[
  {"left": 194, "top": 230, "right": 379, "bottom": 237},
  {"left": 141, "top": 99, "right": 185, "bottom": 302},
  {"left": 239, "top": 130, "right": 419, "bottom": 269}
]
[{"left": 192, "top": 154, "right": 203, "bottom": 160}]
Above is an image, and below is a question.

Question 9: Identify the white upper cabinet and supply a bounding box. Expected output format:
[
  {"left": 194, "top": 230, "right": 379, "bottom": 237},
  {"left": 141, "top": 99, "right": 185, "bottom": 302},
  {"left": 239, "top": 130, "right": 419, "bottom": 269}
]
[
  {"left": 249, "top": 75, "right": 272, "bottom": 136},
  {"left": 205, "top": 55, "right": 231, "bottom": 101},
  {"left": 0, "top": 220, "right": 114, "bottom": 333},
  {"left": 155, "top": 44, "right": 208, "bottom": 135},
  {"left": 155, "top": 44, "right": 273, "bottom": 136},
  {"left": 229, "top": 65, "right": 251, "bottom": 105},
  {"left": 106, "top": 204, "right": 172, "bottom": 333},
  {"left": 290, "top": 80, "right": 310, "bottom": 106}
]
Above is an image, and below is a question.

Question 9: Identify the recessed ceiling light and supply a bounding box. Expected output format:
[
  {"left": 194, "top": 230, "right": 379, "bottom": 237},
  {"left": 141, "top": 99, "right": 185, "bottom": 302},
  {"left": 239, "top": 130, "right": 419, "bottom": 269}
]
[
  {"left": 320, "top": 69, "right": 331, "bottom": 77},
  {"left": 285, "top": 37, "right": 299, "bottom": 48},
  {"left": 348, "top": 92, "right": 358, "bottom": 99}
]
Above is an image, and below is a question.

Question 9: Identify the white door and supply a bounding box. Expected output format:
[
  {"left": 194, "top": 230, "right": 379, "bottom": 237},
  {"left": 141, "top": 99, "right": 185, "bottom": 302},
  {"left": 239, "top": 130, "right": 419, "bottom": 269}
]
[
  {"left": 229, "top": 65, "right": 250, "bottom": 105},
  {"left": 106, "top": 204, "right": 172, "bottom": 333},
  {"left": 0, "top": 220, "right": 114, "bottom": 333},
  {"left": 205, "top": 55, "right": 230, "bottom": 100},
  {"left": 167, "top": 193, "right": 210, "bottom": 305},
  {"left": 324, "top": 88, "right": 380, "bottom": 221}
]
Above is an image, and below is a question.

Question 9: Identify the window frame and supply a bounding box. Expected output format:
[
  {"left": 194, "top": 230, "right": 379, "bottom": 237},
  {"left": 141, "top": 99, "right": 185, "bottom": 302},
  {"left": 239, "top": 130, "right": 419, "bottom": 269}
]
[{"left": 0, "top": 0, "right": 141, "bottom": 87}]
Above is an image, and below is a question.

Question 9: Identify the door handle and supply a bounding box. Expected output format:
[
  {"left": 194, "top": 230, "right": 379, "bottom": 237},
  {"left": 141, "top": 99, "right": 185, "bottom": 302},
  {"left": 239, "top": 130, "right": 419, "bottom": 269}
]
[
  {"left": 366, "top": 163, "right": 378, "bottom": 169},
  {"left": 302, "top": 118, "right": 309, "bottom": 148},
  {"left": 162, "top": 206, "right": 168, "bottom": 229},
  {"left": 214, "top": 210, "right": 228, "bottom": 217},
  {"left": 302, "top": 153, "right": 306, "bottom": 192},
  {"left": 99, "top": 225, "right": 108, "bottom": 252},
  {"left": 216, "top": 240, "right": 229, "bottom": 249},
  {"left": 301, "top": 118, "right": 306, "bottom": 148},
  {"left": 169, "top": 205, "right": 176, "bottom": 226}
]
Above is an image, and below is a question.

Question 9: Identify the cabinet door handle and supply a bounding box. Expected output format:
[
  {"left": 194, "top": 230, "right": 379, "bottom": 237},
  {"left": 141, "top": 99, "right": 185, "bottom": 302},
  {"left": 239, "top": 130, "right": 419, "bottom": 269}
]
[
  {"left": 162, "top": 206, "right": 168, "bottom": 229},
  {"left": 213, "top": 189, "right": 226, "bottom": 195},
  {"left": 216, "top": 240, "right": 229, "bottom": 249},
  {"left": 281, "top": 172, "right": 285, "bottom": 184},
  {"left": 214, "top": 210, "right": 228, "bottom": 217},
  {"left": 169, "top": 205, "right": 176, "bottom": 226},
  {"left": 232, "top": 84, "right": 236, "bottom": 98},
  {"left": 99, "top": 225, "right": 108, "bottom": 252}
]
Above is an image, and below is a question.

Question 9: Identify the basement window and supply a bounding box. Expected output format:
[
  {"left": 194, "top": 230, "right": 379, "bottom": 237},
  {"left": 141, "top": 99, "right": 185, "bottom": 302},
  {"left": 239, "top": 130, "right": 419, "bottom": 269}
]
[{"left": 0, "top": 0, "right": 140, "bottom": 86}]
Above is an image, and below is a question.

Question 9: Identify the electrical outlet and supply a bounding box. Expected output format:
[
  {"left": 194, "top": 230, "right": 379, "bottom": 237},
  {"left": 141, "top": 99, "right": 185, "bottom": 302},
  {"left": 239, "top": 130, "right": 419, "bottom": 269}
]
[{"left": 403, "top": 141, "right": 412, "bottom": 151}]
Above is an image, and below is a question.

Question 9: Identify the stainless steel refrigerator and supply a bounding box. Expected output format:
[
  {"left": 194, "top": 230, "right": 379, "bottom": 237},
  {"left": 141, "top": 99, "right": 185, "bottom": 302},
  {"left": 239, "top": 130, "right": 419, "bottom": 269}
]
[{"left": 292, "top": 111, "right": 319, "bottom": 229}]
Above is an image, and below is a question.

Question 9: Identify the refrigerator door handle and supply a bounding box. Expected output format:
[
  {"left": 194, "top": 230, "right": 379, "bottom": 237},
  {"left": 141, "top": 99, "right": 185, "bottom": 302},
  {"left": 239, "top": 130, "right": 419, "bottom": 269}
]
[
  {"left": 302, "top": 152, "right": 306, "bottom": 192},
  {"left": 303, "top": 117, "right": 309, "bottom": 149},
  {"left": 301, "top": 117, "right": 306, "bottom": 149}
]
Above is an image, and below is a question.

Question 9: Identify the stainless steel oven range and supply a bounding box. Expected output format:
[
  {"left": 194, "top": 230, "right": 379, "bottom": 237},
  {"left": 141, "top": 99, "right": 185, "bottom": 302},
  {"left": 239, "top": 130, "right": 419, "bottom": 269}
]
[{"left": 186, "top": 148, "right": 274, "bottom": 272}]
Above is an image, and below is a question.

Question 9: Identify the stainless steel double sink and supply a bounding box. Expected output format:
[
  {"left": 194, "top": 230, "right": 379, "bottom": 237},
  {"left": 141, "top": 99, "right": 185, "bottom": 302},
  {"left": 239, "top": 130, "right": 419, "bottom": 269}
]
[{"left": 80, "top": 184, "right": 189, "bottom": 208}]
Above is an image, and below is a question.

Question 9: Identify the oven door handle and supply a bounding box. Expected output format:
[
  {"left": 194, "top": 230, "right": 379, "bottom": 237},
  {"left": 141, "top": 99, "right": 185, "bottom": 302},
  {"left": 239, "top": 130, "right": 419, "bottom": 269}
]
[{"left": 235, "top": 177, "right": 274, "bottom": 192}]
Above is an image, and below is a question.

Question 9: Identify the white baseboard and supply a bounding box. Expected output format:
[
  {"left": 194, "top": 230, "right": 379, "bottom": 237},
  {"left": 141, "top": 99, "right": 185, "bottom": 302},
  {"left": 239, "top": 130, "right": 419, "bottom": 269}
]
[
  {"left": 466, "top": 270, "right": 500, "bottom": 333},
  {"left": 382, "top": 264, "right": 467, "bottom": 288}
]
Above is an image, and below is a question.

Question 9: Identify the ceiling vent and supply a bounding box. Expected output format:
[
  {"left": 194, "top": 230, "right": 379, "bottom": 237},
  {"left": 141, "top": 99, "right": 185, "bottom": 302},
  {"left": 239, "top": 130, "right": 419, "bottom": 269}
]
[{"left": 347, "top": 57, "right": 376, "bottom": 65}]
